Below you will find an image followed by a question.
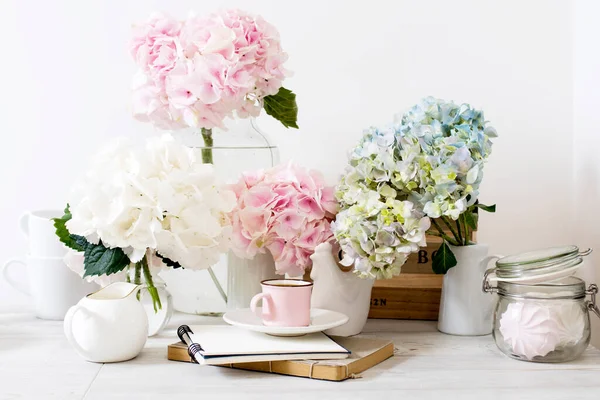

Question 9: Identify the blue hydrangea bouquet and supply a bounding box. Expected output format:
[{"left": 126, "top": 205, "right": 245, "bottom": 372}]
[{"left": 332, "top": 97, "right": 498, "bottom": 278}]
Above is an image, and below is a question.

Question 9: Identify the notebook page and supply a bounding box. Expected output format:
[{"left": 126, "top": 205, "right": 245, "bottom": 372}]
[{"left": 189, "top": 325, "right": 349, "bottom": 357}]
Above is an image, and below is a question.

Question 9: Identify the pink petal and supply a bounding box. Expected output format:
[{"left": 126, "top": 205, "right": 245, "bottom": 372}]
[
  {"left": 238, "top": 207, "right": 271, "bottom": 238},
  {"left": 272, "top": 211, "right": 306, "bottom": 241},
  {"left": 298, "top": 195, "right": 325, "bottom": 220},
  {"left": 243, "top": 185, "right": 277, "bottom": 208},
  {"left": 320, "top": 186, "right": 339, "bottom": 216}
]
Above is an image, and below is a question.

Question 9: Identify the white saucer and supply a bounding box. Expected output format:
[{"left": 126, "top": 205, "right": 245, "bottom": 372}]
[{"left": 223, "top": 308, "right": 349, "bottom": 337}]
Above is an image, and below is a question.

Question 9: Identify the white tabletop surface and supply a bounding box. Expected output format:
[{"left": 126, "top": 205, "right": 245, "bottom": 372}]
[{"left": 1, "top": 312, "right": 600, "bottom": 400}]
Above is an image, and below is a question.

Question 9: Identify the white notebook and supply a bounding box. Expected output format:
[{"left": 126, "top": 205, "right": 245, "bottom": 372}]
[{"left": 180, "top": 325, "right": 350, "bottom": 365}]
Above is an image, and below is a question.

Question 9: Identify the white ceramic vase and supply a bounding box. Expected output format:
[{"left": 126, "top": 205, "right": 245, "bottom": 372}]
[
  {"left": 310, "top": 243, "right": 374, "bottom": 337},
  {"left": 227, "top": 252, "right": 279, "bottom": 310},
  {"left": 437, "top": 244, "right": 501, "bottom": 336}
]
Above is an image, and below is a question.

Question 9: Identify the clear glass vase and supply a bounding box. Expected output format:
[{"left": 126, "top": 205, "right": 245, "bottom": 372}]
[
  {"left": 160, "top": 118, "right": 279, "bottom": 315},
  {"left": 127, "top": 265, "right": 174, "bottom": 337}
]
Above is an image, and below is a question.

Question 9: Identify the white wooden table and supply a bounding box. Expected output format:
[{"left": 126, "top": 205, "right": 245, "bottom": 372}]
[{"left": 1, "top": 312, "right": 599, "bottom": 400}]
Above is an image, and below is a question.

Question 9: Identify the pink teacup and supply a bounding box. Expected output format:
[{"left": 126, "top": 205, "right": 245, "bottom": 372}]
[{"left": 250, "top": 279, "right": 313, "bottom": 327}]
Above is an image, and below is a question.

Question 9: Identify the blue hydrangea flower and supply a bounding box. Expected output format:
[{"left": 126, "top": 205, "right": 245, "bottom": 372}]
[{"left": 333, "top": 97, "right": 497, "bottom": 279}]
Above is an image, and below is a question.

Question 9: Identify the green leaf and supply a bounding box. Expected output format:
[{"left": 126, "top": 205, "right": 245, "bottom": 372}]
[
  {"left": 476, "top": 203, "right": 496, "bottom": 213},
  {"left": 83, "top": 242, "right": 130, "bottom": 277},
  {"left": 53, "top": 204, "right": 130, "bottom": 277},
  {"left": 52, "top": 204, "right": 86, "bottom": 252},
  {"left": 263, "top": 87, "right": 299, "bottom": 129},
  {"left": 464, "top": 211, "right": 479, "bottom": 231},
  {"left": 157, "top": 253, "right": 183, "bottom": 269},
  {"left": 432, "top": 241, "right": 458, "bottom": 274}
]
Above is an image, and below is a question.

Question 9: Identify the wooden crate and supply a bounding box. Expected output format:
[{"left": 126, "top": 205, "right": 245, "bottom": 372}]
[
  {"left": 368, "top": 226, "right": 475, "bottom": 321},
  {"left": 398, "top": 236, "right": 443, "bottom": 274},
  {"left": 368, "top": 235, "right": 443, "bottom": 321},
  {"left": 369, "top": 273, "right": 442, "bottom": 320}
]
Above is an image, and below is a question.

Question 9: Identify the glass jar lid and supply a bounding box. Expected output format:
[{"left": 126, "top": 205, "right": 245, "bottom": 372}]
[{"left": 494, "top": 246, "right": 592, "bottom": 284}]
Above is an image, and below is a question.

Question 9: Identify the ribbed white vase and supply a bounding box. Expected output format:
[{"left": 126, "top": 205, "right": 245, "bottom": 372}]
[{"left": 226, "top": 252, "right": 279, "bottom": 310}]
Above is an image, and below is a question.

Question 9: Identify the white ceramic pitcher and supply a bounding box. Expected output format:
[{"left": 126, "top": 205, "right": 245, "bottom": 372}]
[
  {"left": 64, "top": 282, "right": 148, "bottom": 363},
  {"left": 438, "top": 244, "right": 501, "bottom": 336},
  {"left": 310, "top": 242, "right": 374, "bottom": 337}
]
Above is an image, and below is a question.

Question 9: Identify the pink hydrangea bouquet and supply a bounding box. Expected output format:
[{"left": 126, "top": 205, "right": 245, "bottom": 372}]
[
  {"left": 229, "top": 164, "right": 338, "bottom": 276},
  {"left": 130, "top": 9, "right": 298, "bottom": 163}
]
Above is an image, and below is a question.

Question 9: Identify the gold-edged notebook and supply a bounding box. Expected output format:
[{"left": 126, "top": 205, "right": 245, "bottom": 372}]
[{"left": 168, "top": 336, "right": 394, "bottom": 381}]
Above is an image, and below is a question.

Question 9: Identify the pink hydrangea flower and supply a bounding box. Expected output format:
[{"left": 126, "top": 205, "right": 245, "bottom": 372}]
[
  {"left": 229, "top": 164, "right": 338, "bottom": 276},
  {"left": 131, "top": 13, "right": 182, "bottom": 87},
  {"left": 130, "top": 9, "right": 290, "bottom": 130}
]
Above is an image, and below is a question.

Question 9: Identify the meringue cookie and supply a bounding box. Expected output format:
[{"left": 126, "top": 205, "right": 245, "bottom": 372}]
[
  {"left": 553, "top": 301, "right": 586, "bottom": 346},
  {"left": 499, "top": 301, "right": 562, "bottom": 360}
]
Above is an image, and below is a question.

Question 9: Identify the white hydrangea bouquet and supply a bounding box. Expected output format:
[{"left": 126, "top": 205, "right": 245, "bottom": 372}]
[
  {"left": 53, "top": 134, "right": 236, "bottom": 311},
  {"left": 332, "top": 97, "right": 497, "bottom": 278}
]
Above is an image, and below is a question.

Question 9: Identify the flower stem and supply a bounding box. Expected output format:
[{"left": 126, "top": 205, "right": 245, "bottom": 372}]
[
  {"left": 134, "top": 263, "right": 141, "bottom": 284},
  {"left": 440, "top": 216, "right": 462, "bottom": 245},
  {"left": 134, "top": 262, "right": 141, "bottom": 301},
  {"left": 456, "top": 219, "right": 463, "bottom": 245},
  {"left": 207, "top": 266, "right": 227, "bottom": 304},
  {"left": 431, "top": 219, "right": 459, "bottom": 246},
  {"left": 461, "top": 213, "right": 470, "bottom": 245},
  {"left": 199, "top": 129, "right": 224, "bottom": 303},
  {"left": 201, "top": 128, "right": 214, "bottom": 164},
  {"left": 141, "top": 256, "right": 162, "bottom": 313}
]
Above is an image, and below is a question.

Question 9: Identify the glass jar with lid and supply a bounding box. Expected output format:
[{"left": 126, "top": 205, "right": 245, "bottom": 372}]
[{"left": 482, "top": 246, "right": 599, "bottom": 362}]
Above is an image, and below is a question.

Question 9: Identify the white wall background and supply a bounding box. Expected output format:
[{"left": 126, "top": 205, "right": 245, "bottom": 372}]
[
  {"left": 573, "top": 0, "right": 600, "bottom": 348},
  {"left": 0, "top": 0, "right": 583, "bottom": 312}
]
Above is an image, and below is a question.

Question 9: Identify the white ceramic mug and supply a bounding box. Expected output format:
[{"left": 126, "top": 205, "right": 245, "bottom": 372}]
[
  {"left": 1, "top": 256, "right": 98, "bottom": 320},
  {"left": 20, "top": 209, "right": 66, "bottom": 257}
]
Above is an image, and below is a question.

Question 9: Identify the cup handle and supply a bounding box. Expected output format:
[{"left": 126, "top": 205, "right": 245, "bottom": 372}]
[
  {"left": 250, "top": 293, "right": 273, "bottom": 321},
  {"left": 18, "top": 213, "right": 29, "bottom": 238},
  {"left": 1, "top": 258, "right": 30, "bottom": 296},
  {"left": 64, "top": 305, "right": 93, "bottom": 359}
]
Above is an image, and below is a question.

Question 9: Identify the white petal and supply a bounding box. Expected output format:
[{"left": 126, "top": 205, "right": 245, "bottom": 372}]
[{"left": 467, "top": 165, "right": 479, "bottom": 184}]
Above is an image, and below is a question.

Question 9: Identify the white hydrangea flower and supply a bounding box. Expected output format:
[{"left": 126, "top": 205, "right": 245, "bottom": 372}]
[{"left": 66, "top": 134, "right": 235, "bottom": 270}]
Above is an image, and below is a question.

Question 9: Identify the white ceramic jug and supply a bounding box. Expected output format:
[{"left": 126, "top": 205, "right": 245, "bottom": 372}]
[
  {"left": 64, "top": 282, "right": 148, "bottom": 363},
  {"left": 310, "top": 242, "right": 374, "bottom": 337},
  {"left": 438, "top": 244, "right": 501, "bottom": 336}
]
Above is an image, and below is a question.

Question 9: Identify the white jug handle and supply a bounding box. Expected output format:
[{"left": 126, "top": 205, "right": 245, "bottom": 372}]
[
  {"left": 64, "top": 305, "right": 93, "bottom": 359},
  {"left": 1, "top": 258, "right": 30, "bottom": 296},
  {"left": 18, "top": 213, "right": 29, "bottom": 238}
]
